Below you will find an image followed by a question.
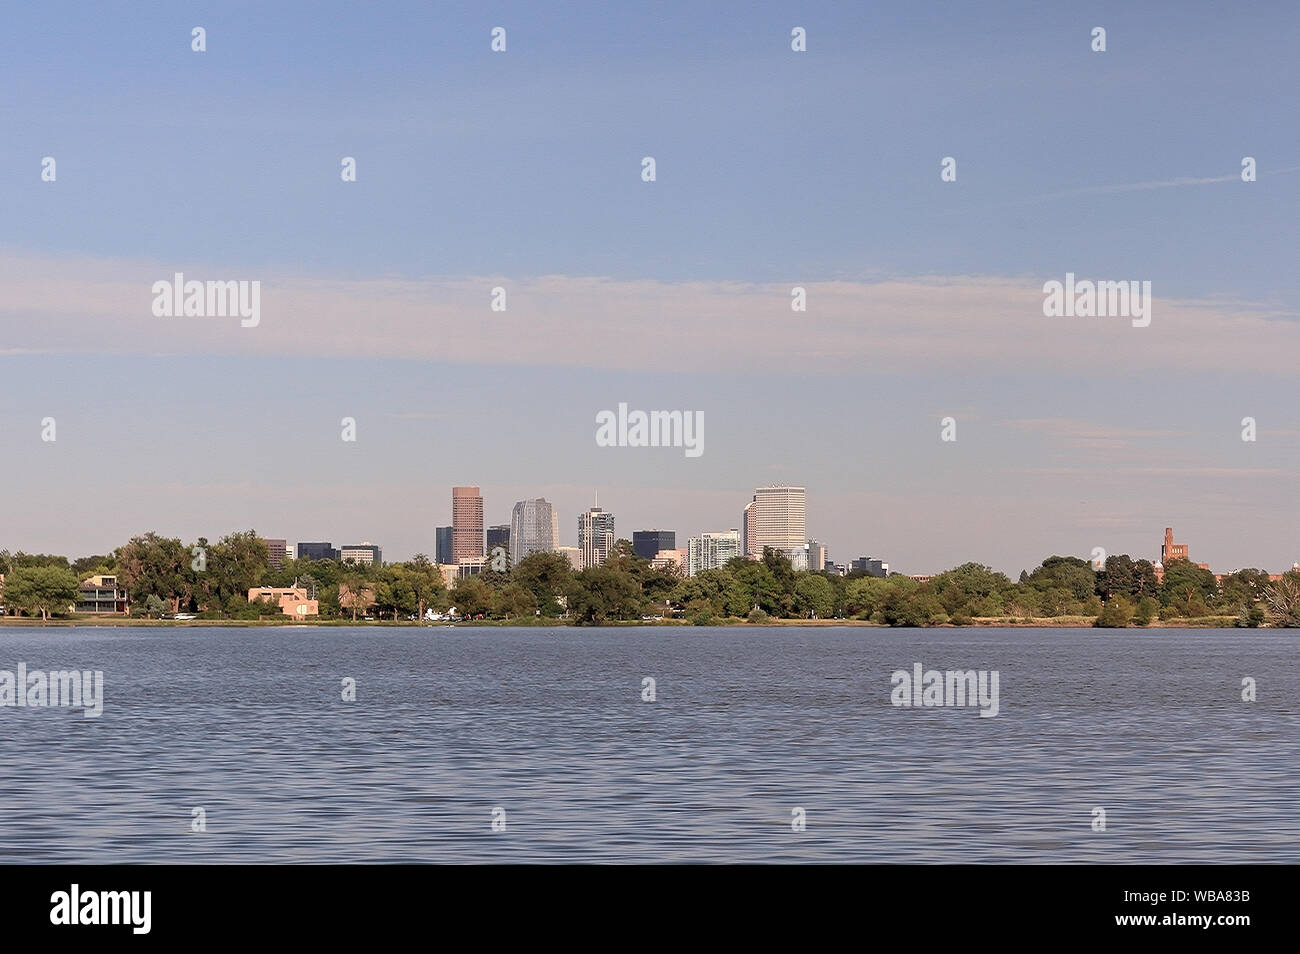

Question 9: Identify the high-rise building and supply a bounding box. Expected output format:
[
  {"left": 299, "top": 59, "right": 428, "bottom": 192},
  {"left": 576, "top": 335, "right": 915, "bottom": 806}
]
[
  {"left": 688, "top": 530, "right": 743, "bottom": 577},
  {"left": 452, "top": 486, "right": 484, "bottom": 562},
  {"left": 297, "top": 542, "right": 339, "bottom": 562},
  {"left": 435, "top": 526, "right": 454, "bottom": 565},
  {"left": 742, "top": 500, "right": 756, "bottom": 557},
  {"left": 806, "top": 540, "right": 827, "bottom": 572},
  {"left": 578, "top": 505, "right": 615, "bottom": 568},
  {"left": 510, "top": 499, "right": 559, "bottom": 567},
  {"left": 264, "top": 538, "right": 288, "bottom": 569},
  {"left": 486, "top": 525, "right": 511, "bottom": 558},
  {"left": 747, "top": 485, "right": 807, "bottom": 563},
  {"left": 340, "top": 542, "right": 382, "bottom": 566},
  {"left": 632, "top": 530, "right": 675, "bottom": 561}
]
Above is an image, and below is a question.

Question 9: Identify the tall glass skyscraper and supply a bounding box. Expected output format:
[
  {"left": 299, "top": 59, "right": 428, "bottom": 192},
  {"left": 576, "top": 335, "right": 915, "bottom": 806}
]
[{"left": 509, "top": 499, "right": 559, "bottom": 567}]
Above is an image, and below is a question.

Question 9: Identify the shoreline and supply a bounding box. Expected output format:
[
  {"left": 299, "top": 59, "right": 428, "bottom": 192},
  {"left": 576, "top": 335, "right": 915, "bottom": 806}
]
[{"left": 0, "top": 615, "right": 1251, "bottom": 629}]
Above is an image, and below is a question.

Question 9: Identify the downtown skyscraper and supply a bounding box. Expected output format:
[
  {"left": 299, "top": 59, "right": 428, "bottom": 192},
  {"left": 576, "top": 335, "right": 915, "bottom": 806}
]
[
  {"left": 509, "top": 498, "right": 559, "bottom": 567},
  {"left": 745, "top": 485, "right": 807, "bottom": 569},
  {"left": 452, "top": 486, "right": 484, "bottom": 563},
  {"left": 578, "top": 504, "right": 615, "bottom": 569}
]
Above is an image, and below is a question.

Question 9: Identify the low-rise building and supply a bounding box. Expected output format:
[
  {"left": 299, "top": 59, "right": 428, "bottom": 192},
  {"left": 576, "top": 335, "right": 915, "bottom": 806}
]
[
  {"left": 248, "top": 586, "right": 319, "bottom": 617},
  {"left": 76, "top": 575, "right": 130, "bottom": 615},
  {"left": 340, "top": 542, "right": 382, "bottom": 566}
]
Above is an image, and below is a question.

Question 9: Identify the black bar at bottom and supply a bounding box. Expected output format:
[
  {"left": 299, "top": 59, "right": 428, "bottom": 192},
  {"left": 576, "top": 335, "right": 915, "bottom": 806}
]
[{"left": 0, "top": 864, "right": 1277, "bottom": 942}]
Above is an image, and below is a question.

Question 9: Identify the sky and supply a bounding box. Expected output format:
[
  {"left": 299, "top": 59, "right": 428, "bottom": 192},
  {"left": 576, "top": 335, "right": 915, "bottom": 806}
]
[{"left": 1, "top": 0, "right": 1297, "bottom": 576}]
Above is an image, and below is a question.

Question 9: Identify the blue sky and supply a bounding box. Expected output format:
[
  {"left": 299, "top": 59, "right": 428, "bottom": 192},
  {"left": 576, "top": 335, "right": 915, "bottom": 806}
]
[{"left": 1, "top": 1, "right": 1298, "bottom": 574}]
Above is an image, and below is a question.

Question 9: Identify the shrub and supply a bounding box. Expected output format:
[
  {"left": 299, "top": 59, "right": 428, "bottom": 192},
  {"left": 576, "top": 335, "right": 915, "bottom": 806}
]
[
  {"left": 1132, "top": 597, "right": 1160, "bottom": 627},
  {"left": 1095, "top": 597, "right": 1133, "bottom": 628}
]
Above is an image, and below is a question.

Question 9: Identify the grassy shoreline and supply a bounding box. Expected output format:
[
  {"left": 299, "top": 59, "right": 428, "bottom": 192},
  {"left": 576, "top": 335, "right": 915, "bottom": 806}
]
[{"left": 0, "top": 615, "right": 1249, "bottom": 629}]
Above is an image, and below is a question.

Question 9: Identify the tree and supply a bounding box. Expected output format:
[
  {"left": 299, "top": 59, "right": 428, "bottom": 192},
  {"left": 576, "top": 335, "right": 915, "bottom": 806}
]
[
  {"left": 208, "top": 531, "right": 272, "bottom": 604},
  {"left": 3, "top": 565, "right": 79, "bottom": 621},
  {"left": 1095, "top": 596, "right": 1133, "bottom": 628},
  {"left": 71, "top": 554, "right": 115, "bottom": 578},
  {"left": 761, "top": 547, "right": 797, "bottom": 613},
  {"left": 497, "top": 582, "right": 536, "bottom": 619},
  {"left": 727, "top": 558, "right": 780, "bottom": 614},
  {"left": 512, "top": 552, "right": 573, "bottom": 617},
  {"left": 1132, "top": 596, "right": 1160, "bottom": 627},
  {"left": 1096, "top": 555, "right": 1138, "bottom": 600},
  {"left": 1219, "top": 569, "right": 1271, "bottom": 611},
  {"left": 794, "top": 574, "right": 835, "bottom": 619},
  {"left": 567, "top": 567, "right": 642, "bottom": 624},
  {"left": 1262, "top": 573, "right": 1300, "bottom": 628},
  {"left": 402, "top": 558, "right": 444, "bottom": 621},
  {"left": 115, "top": 532, "right": 188, "bottom": 612},
  {"left": 1024, "top": 556, "right": 1095, "bottom": 602},
  {"left": 1159, "top": 559, "right": 1217, "bottom": 608},
  {"left": 338, "top": 574, "right": 375, "bottom": 621},
  {"left": 843, "top": 576, "right": 893, "bottom": 619},
  {"left": 878, "top": 587, "right": 946, "bottom": 627},
  {"left": 451, "top": 576, "right": 494, "bottom": 618}
]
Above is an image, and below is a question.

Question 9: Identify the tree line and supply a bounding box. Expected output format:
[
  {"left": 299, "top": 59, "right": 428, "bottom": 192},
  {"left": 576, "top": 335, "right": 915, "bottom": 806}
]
[{"left": 1, "top": 533, "right": 1298, "bottom": 627}]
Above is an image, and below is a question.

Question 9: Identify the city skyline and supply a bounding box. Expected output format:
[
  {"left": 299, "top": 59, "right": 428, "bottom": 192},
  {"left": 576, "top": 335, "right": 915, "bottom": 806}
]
[
  {"left": 9, "top": 494, "right": 1297, "bottom": 582},
  {"left": 2, "top": 1, "right": 1298, "bottom": 577}
]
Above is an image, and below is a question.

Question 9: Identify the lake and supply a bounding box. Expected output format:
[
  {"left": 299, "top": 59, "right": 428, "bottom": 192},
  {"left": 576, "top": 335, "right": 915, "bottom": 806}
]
[{"left": 0, "top": 625, "right": 1294, "bottom": 862}]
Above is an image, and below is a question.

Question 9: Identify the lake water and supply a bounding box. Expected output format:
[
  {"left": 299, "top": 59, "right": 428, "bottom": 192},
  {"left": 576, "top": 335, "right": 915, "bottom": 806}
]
[{"left": 0, "top": 625, "right": 1295, "bottom": 863}]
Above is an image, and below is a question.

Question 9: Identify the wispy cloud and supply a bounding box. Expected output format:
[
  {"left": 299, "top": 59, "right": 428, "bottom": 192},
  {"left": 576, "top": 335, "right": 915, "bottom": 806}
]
[{"left": 3, "top": 250, "right": 1300, "bottom": 377}]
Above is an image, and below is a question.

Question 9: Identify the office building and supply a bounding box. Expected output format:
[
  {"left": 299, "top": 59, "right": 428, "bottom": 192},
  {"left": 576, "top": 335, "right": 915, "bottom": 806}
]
[
  {"left": 456, "top": 559, "right": 488, "bottom": 579},
  {"left": 807, "top": 540, "right": 827, "bottom": 572},
  {"left": 633, "top": 530, "right": 676, "bottom": 561},
  {"left": 579, "top": 505, "right": 615, "bottom": 568},
  {"left": 743, "top": 500, "right": 756, "bottom": 557},
  {"left": 556, "top": 546, "right": 584, "bottom": 571},
  {"left": 297, "top": 542, "right": 340, "bottom": 562},
  {"left": 688, "top": 530, "right": 743, "bottom": 577},
  {"left": 510, "top": 498, "right": 559, "bottom": 567},
  {"left": 851, "top": 557, "right": 889, "bottom": 578},
  {"left": 452, "top": 486, "right": 484, "bottom": 562},
  {"left": 264, "top": 538, "right": 288, "bottom": 570},
  {"left": 435, "top": 526, "right": 454, "bottom": 566},
  {"left": 486, "top": 525, "right": 511, "bottom": 559},
  {"left": 745, "top": 485, "right": 807, "bottom": 556},
  {"left": 340, "top": 542, "right": 382, "bottom": 566}
]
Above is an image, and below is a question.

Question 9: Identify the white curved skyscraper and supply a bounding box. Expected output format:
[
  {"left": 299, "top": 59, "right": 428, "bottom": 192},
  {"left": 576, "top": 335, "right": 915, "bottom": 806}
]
[{"left": 510, "top": 498, "right": 559, "bottom": 567}]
